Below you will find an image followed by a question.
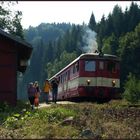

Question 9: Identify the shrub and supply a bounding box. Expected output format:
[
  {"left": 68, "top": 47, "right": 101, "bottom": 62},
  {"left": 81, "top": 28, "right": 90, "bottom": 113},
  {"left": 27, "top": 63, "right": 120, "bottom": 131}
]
[
  {"left": 0, "top": 102, "right": 9, "bottom": 112},
  {"left": 123, "top": 73, "right": 140, "bottom": 103}
]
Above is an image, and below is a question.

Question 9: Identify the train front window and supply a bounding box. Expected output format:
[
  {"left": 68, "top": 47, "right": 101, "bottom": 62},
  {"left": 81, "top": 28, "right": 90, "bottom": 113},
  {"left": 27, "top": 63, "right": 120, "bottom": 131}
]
[
  {"left": 99, "top": 61, "right": 104, "bottom": 70},
  {"left": 107, "top": 61, "right": 116, "bottom": 72},
  {"left": 85, "top": 60, "right": 96, "bottom": 72}
]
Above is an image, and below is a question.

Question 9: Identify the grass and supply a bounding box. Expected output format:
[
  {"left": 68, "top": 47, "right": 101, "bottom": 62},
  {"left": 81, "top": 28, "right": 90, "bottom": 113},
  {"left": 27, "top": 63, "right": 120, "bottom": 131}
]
[{"left": 0, "top": 99, "right": 139, "bottom": 139}]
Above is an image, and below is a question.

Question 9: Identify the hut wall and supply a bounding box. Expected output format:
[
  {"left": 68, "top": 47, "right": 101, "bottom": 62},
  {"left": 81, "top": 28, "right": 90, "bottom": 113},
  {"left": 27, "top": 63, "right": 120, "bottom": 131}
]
[{"left": 0, "top": 39, "right": 17, "bottom": 105}]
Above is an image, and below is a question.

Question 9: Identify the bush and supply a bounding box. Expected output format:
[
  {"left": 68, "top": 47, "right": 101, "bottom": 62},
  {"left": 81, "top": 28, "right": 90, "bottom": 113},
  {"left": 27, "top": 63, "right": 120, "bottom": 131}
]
[
  {"left": 0, "top": 102, "right": 9, "bottom": 112},
  {"left": 123, "top": 73, "right": 140, "bottom": 103}
]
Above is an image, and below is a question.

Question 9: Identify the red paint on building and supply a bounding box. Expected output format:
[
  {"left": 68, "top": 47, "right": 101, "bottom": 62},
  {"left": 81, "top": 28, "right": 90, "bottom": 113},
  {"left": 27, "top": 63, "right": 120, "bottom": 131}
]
[{"left": 0, "top": 29, "right": 33, "bottom": 106}]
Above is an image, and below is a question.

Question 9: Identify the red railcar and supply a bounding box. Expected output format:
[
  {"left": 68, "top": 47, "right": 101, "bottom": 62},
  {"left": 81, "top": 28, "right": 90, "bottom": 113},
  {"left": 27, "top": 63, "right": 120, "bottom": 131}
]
[{"left": 49, "top": 53, "right": 120, "bottom": 102}]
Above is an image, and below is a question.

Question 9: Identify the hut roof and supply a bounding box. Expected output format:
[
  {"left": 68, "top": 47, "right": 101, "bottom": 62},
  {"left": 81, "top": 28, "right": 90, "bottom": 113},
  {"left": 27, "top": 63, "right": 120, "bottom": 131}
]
[
  {"left": 0, "top": 28, "right": 33, "bottom": 72},
  {"left": 0, "top": 28, "right": 32, "bottom": 49}
]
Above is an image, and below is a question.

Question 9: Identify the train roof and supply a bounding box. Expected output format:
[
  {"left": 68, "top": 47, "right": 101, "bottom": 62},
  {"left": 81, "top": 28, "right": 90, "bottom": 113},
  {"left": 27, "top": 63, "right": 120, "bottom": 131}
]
[
  {"left": 49, "top": 53, "right": 120, "bottom": 81},
  {"left": 80, "top": 52, "right": 118, "bottom": 59}
]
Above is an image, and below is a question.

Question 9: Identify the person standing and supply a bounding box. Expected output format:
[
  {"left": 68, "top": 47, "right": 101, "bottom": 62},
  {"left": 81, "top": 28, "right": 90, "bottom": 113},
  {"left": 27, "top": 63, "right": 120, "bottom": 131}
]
[
  {"left": 27, "top": 82, "right": 37, "bottom": 110},
  {"left": 51, "top": 77, "right": 59, "bottom": 104},
  {"left": 34, "top": 81, "right": 41, "bottom": 107},
  {"left": 43, "top": 79, "right": 52, "bottom": 104}
]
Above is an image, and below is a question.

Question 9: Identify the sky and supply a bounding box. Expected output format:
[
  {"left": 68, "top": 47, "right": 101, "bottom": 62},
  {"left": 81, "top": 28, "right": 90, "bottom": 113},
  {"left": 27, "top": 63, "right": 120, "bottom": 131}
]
[{"left": 12, "top": 1, "right": 140, "bottom": 29}]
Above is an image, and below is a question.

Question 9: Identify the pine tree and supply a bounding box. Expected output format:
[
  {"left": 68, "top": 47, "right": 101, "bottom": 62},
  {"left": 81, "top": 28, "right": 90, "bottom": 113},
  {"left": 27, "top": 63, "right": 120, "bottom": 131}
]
[
  {"left": 97, "top": 15, "right": 106, "bottom": 49},
  {"left": 128, "top": 2, "right": 140, "bottom": 32},
  {"left": 88, "top": 12, "right": 96, "bottom": 31},
  {"left": 112, "top": 4, "right": 123, "bottom": 37}
]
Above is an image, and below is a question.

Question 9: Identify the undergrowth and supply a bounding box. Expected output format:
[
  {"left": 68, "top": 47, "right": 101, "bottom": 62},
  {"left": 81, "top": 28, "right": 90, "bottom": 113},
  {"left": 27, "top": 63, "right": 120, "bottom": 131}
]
[{"left": 0, "top": 100, "right": 139, "bottom": 139}]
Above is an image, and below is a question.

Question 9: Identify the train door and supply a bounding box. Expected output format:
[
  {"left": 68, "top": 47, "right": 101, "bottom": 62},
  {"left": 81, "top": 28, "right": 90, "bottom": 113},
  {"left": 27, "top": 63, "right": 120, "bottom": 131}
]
[
  {"left": 97, "top": 61, "right": 104, "bottom": 87},
  {"left": 62, "top": 71, "right": 68, "bottom": 99},
  {"left": 96, "top": 60, "right": 105, "bottom": 98}
]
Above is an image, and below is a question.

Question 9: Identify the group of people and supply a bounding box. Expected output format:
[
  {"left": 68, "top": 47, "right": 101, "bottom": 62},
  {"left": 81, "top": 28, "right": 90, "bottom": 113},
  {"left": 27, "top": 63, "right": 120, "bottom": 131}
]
[
  {"left": 27, "top": 81, "right": 41, "bottom": 110},
  {"left": 27, "top": 77, "right": 59, "bottom": 110}
]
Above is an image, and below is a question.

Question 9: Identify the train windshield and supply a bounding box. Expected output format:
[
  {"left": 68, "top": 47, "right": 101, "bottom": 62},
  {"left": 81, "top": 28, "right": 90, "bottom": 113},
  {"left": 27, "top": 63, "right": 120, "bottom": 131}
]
[
  {"left": 107, "top": 61, "right": 118, "bottom": 72},
  {"left": 85, "top": 60, "right": 96, "bottom": 72}
]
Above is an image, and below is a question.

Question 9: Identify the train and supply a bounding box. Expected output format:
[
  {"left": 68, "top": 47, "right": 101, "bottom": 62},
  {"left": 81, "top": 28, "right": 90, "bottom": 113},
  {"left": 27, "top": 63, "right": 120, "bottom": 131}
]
[{"left": 49, "top": 52, "right": 120, "bottom": 102}]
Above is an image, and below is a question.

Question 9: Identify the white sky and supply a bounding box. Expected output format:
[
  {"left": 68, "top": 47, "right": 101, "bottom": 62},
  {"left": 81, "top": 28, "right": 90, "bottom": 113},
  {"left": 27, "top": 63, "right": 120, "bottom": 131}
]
[{"left": 13, "top": 1, "right": 140, "bottom": 29}]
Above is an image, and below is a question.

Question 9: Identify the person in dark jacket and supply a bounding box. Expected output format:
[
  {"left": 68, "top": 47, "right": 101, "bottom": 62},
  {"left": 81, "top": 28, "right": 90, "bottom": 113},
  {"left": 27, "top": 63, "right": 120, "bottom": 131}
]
[
  {"left": 27, "top": 82, "right": 37, "bottom": 110},
  {"left": 51, "top": 77, "right": 59, "bottom": 103}
]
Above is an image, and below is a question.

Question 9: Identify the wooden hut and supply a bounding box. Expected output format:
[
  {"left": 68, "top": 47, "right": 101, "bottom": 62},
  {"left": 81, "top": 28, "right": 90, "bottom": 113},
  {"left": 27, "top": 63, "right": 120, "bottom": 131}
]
[{"left": 0, "top": 29, "right": 33, "bottom": 106}]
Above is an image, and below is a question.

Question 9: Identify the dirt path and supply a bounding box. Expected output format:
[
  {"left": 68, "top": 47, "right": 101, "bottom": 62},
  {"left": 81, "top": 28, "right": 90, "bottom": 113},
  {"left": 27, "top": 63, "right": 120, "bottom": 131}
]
[{"left": 38, "top": 101, "right": 77, "bottom": 108}]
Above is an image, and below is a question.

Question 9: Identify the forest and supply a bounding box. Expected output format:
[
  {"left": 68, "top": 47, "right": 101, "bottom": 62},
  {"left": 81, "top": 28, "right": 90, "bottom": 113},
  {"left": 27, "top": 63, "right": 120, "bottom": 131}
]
[
  {"left": 0, "top": 1, "right": 140, "bottom": 103},
  {"left": 0, "top": 2, "right": 140, "bottom": 139}
]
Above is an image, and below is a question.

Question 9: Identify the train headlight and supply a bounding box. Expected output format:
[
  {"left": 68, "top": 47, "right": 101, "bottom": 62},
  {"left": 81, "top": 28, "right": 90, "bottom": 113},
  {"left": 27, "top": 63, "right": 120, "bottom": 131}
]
[
  {"left": 112, "top": 80, "right": 116, "bottom": 87},
  {"left": 86, "top": 79, "right": 91, "bottom": 85}
]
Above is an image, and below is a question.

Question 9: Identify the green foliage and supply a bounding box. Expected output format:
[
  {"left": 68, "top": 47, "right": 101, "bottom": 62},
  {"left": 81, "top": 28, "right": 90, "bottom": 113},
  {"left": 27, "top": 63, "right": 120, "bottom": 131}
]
[
  {"left": 0, "top": 1, "right": 24, "bottom": 39},
  {"left": 0, "top": 100, "right": 139, "bottom": 139},
  {"left": 20, "top": 23, "right": 84, "bottom": 96},
  {"left": 102, "top": 37, "right": 112, "bottom": 54},
  {"left": 8, "top": 11, "right": 24, "bottom": 39},
  {"left": 2, "top": 105, "right": 77, "bottom": 138},
  {"left": 0, "top": 101, "right": 31, "bottom": 129},
  {"left": 44, "top": 24, "right": 83, "bottom": 79},
  {"left": 4, "top": 110, "right": 32, "bottom": 129},
  {"left": 96, "top": 2, "right": 140, "bottom": 50},
  {"left": 24, "top": 23, "right": 71, "bottom": 45},
  {"left": 111, "top": 4, "right": 123, "bottom": 37},
  {"left": 42, "top": 107, "right": 76, "bottom": 122},
  {"left": 128, "top": 2, "right": 140, "bottom": 32},
  {"left": 47, "top": 51, "right": 77, "bottom": 78},
  {"left": 123, "top": 73, "right": 140, "bottom": 103},
  {"left": 118, "top": 22, "right": 140, "bottom": 91},
  {"left": 20, "top": 1, "right": 140, "bottom": 100},
  {"left": 88, "top": 12, "right": 96, "bottom": 31},
  {"left": 19, "top": 23, "right": 73, "bottom": 100},
  {"left": 102, "top": 33, "right": 118, "bottom": 55},
  {"left": 97, "top": 15, "right": 106, "bottom": 49},
  {"left": 0, "top": 102, "right": 9, "bottom": 112}
]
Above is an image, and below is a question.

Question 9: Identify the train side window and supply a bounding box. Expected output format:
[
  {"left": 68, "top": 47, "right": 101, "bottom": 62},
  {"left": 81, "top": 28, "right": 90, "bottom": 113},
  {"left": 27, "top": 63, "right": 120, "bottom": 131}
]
[
  {"left": 85, "top": 60, "right": 96, "bottom": 72},
  {"left": 62, "top": 74, "right": 63, "bottom": 83},
  {"left": 63, "top": 74, "right": 65, "bottom": 82},
  {"left": 60, "top": 75, "right": 62, "bottom": 83},
  {"left": 99, "top": 61, "right": 104, "bottom": 70},
  {"left": 62, "top": 75, "right": 64, "bottom": 83},
  {"left": 66, "top": 71, "right": 68, "bottom": 81},
  {"left": 73, "top": 65, "right": 75, "bottom": 74},
  {"left": 58, "top": 76, "right": 60, "bottom": 83},
  {"left": 71, "top": 67, "right": 73, "bottom": 75},
  {"left": 65, "top": 72, "right": 67, "bottom": 81},
  {"left": 68, "top": 70, "right": 70, "bottom": 79},
  {"left": 75, "top": 62, "right": 79, "bottom": 72},
  {"left": 74, "top": 65, "right": 76, "bottom": 73}
]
